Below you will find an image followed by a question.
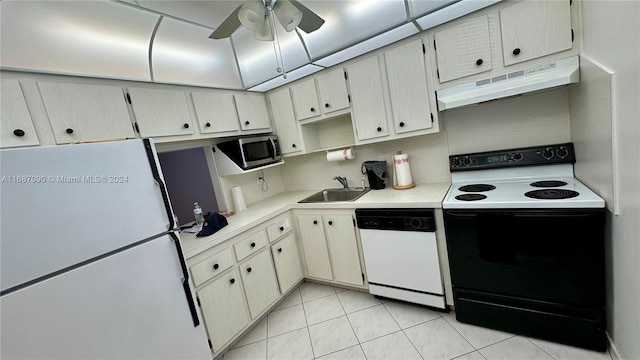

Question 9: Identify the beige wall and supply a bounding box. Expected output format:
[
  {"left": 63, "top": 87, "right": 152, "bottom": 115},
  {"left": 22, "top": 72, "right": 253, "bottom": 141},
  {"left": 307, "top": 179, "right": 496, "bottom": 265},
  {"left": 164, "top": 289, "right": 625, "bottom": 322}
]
[{"left": 579, "top": 1, "right": 640, "bottom": 359}]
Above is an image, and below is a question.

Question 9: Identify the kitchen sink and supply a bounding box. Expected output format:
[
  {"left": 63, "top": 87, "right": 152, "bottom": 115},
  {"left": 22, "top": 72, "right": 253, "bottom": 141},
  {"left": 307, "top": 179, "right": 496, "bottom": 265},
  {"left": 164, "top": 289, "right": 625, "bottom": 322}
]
[{"left": 298, "top": 188, "right": 371, "bottom": 203}]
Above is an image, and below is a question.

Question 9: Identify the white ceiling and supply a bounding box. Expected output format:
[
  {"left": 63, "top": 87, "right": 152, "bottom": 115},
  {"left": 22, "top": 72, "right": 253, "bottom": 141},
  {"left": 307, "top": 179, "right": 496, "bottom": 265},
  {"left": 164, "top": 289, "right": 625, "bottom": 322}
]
[{"left": 0, "top": 0, "right": 501, "bottom": 91}]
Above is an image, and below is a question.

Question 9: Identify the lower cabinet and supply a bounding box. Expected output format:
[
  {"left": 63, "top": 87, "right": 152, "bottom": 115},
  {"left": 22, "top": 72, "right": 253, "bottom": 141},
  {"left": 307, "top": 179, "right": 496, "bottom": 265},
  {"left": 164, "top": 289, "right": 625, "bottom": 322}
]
[
  {"left": 271, "top": 234, "right": 303, "bottom": 294},
  {"left": 239, "top": 249, "right": 280, "bottom": 319},
  {"left": 197, "top": 267, "right": 249, "bottom": 353},
  {"left": 296, "top": 211, "right": 364, "bottom": 287},
  {"left": 187, "top": 212, "right": 301, "bottom": 357}
]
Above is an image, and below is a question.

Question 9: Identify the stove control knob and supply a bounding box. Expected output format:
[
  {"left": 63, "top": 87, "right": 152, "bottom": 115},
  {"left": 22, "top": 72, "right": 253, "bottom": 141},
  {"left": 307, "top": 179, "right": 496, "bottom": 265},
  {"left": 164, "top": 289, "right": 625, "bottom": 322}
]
[
  {"left": 556, "top": 147, "right": 569, "bottom": 158},
  {"left": 513, "top": 152, "right": 523, "bottom": 161},
  {"left": 462, "top": 157, "right": 472, "bottom": 166},
  {"left": 542, "top": 149, "right": 554, "bottom": 160},
  {"left": 452, "top": 157, "right": 461, "bottom": 167}
]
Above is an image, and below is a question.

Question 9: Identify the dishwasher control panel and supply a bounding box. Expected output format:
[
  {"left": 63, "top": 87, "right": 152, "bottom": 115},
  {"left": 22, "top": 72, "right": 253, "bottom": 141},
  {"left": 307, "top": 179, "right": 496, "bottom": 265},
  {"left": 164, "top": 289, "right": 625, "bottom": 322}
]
[{"left": 355, "top": 209, "right": 435, "bottom": 232}]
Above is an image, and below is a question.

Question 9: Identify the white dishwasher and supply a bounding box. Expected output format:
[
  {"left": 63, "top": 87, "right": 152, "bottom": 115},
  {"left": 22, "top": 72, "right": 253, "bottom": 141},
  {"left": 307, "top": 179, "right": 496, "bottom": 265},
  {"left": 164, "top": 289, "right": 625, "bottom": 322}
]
[{"left": 356, "top": 209, "right": 446, "bottom": 310}]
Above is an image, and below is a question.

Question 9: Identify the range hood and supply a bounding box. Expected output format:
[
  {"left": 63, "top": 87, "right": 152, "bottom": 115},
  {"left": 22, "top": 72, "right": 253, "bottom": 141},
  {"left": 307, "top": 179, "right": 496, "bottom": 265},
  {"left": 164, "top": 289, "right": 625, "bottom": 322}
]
[{"left": 437, "top": 56, "right": 580, "bottom": 110}]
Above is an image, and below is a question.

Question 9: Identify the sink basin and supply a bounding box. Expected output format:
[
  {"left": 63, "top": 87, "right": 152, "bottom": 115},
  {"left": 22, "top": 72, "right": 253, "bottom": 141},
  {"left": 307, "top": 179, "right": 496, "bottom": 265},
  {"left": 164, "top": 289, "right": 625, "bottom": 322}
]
[{"left": 298, "top": 188, "right": 370, "bottom": 203}]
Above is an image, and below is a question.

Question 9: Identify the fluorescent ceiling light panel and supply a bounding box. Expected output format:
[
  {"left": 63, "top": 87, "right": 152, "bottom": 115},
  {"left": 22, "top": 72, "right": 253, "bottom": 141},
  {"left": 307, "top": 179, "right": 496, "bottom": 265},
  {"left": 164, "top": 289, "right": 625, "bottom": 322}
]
[{"left": 313, "top": 22, "right": 419, "bottom": 67}]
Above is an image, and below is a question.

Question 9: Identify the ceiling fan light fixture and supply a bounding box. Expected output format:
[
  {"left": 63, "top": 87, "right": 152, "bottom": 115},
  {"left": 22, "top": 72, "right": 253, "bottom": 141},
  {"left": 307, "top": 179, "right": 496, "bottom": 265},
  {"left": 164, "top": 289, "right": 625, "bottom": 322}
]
[
  {"left": 273, "top": 0, "right": 303, "bottom": 32},
  {"left": 253, "top": 15, "right": 274, "bottom": 41},
  {"left": 238, "top": 0, "right": 266, "bottom": 32}
]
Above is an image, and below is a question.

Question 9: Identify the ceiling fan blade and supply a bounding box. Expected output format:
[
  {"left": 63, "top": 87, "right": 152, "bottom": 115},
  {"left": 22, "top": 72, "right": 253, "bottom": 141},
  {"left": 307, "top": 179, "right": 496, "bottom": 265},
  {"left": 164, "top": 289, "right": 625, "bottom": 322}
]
[
  {"left": 289, "top": 0, "right": 325, "bottom": 34},
  {"left": 209, "top": 5, "right": 243, "bottom": 39}
]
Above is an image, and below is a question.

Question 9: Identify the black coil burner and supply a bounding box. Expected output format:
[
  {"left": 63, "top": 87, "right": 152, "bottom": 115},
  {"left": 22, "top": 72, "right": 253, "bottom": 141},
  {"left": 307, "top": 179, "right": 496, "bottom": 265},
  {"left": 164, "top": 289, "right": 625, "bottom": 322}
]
[
  {"left": 525, "top": 189, "right": 579, "bottom": 199},
  {"left": 458, "top": 184, "right": 496, "bottom": 192},
  {"left": 530, "top": 180, "right": 568, "bottom": 188},
  {"left": 455, "top": 194, "right": 487, "bottom": 201}
]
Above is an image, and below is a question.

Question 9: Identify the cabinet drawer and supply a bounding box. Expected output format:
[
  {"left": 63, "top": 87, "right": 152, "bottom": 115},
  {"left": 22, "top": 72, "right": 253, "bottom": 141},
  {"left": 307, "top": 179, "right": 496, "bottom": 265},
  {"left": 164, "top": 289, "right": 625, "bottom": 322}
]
[
  {"left": 266, "top": 215, "right": 293, "bottom": 242},
  {"left": 234, "top": 230, "right": 268, "bottom": 261},
  {"left": 190, "top": 248, "right": 234, "bottom": 287}
]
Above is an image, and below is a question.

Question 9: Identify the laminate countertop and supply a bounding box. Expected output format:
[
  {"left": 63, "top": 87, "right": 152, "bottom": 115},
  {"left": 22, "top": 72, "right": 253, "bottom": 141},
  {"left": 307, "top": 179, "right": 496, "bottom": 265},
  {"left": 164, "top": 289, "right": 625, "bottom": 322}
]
[{"left": 180, "top": 182, "right": 451, "bottom": 259}]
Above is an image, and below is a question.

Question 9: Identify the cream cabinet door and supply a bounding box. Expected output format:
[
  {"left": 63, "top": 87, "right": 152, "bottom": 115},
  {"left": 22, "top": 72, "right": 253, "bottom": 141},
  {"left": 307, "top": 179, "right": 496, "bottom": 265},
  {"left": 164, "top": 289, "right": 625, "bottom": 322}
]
[
  {"left": 234, "top": 93, "right": 272, "bottom": 132},
  {"left": 316, "top": 68, "right": 350, "bottom": 115},
  {"left": 197, "top": 267, "right": 249, "bottom": 353},
  {"left": 500, "top": 0, "right": 572, "bottom": 66},
  {"left": 268, "top": 88, "right": 303, "bottom": 154},
  {"left": 38, "top": 82, "right": 134, "bottom": 144},
  {"left": 127, "top": 88, "right": 194, "bottom": 137},
  {"left": 191, "top": 92, "right": 239, "bottom": 134},
  {"left": 434, "top": 15, "right": 493, "bottom": 82},
  {"left": 290, "top": 78, "right": 320, "bottom": 121},
  {"left": 346, "top": 56, "right": 389, "bottom": 141},
  {"left": 296, "top": 214, "right": 333, "bottom": 280},
  {"left": 385, "top": 39, "right": 434, "bottom": 134},
  {"left": 1, "top": 80, "right": 40, "bottom": 148},
  {"left": 323, "top": 215, "right": 363, "bottom": 286},
  {"left": 271, "top": 234, "right": 303, "bottom": 294},
  {"left": 238, "top": 249, "right": 280, "bottom": 319}
]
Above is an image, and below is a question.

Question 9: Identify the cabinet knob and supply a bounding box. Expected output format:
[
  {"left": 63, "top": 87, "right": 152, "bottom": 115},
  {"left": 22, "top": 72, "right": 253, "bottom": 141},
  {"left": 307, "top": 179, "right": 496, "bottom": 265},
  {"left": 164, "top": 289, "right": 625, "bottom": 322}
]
[
  {"left": 476, "top": 58, "right": 483, "bottom": 66},
  {"left": 13, "top": 129, "right": 25, "bottom": 137},
  {"left": 399, "top": 122, "right": 405, "bottom": 127},
  {"left": 328, "top": 220, "right": 333, "bottom": 226},
  {"left": 247, "top": 267, "right": 252, "bottom": 273},
  {"left": 205, "top": 122, "right": 211, "bottom": 127},
  {"left": 250, "top": 242, "right": 256, "bottom": 248},
  {"left": 313, "top": 220, "right": 318, "bottom": 225},
  {"left": 310, "top": 107, "right": 315, "bottom": 112},
  {"left": 245, "top": 121, "right": 250, "bottom": 125},
  {"left": 512, "top": 48, "right": 521, "bottom": 55},
  {"left": 183, "top": 123, "right": 189, "bottom": 129},
  {"left": 229, "top": 278, "right": 235, "bottom": 284},
  {"left": 292, "top": 143, "right": 297, "bottom": 148},
  {"left": 213, "top": 263, "right": 219, "bottom": 270},
  {"left": 65, "top": 128, "right": 74, "bottom": 134},
  {"left": 279, "top": 226, "right": 284, "bottom": 231},
  {"left": 278, "top": 248, "right": 283, "bottom": 253},
  {"left": 325, "top": 103, "right": 330, "bottom": 108},
  {"left": 377, "top": 127, "right": 382, "bottom": 132}
]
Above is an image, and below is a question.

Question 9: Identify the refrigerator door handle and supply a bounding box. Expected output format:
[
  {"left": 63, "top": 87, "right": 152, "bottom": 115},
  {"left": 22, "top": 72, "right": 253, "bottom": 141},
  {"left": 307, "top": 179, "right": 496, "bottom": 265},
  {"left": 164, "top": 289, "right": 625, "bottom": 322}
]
[
  {"left": 143, "top": 138, "right": 176, "bottom": 230},
  {"left": 170, "top": 232, "right": 201, "bottom": 327}
]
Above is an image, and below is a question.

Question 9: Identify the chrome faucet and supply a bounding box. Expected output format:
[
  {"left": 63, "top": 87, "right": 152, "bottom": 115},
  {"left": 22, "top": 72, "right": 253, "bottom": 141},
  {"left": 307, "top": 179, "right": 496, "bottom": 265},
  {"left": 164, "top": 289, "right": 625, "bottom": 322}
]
[{"left": 333, "top": 176, "right": 349, "bottom": 188}]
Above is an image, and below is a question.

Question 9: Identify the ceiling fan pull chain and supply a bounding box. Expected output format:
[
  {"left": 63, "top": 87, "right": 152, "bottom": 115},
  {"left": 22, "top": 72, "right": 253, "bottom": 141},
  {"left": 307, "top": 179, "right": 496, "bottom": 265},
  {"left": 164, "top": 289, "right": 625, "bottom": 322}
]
[{"left": 269, "top": 8, "right": 287, "bottom": 79}]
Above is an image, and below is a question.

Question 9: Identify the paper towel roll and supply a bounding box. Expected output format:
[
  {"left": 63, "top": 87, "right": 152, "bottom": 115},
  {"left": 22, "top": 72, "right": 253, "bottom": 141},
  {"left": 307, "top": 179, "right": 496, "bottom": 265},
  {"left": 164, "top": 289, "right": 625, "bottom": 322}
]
[
  {"left": 326, "top": 148, "right": 355, "bottom": 162},
  {"left": 393, "top": 151, "right": 414, "bottom": 188},
  {"left": 232, "top": 186, "right": 247, "bottom": 212}
]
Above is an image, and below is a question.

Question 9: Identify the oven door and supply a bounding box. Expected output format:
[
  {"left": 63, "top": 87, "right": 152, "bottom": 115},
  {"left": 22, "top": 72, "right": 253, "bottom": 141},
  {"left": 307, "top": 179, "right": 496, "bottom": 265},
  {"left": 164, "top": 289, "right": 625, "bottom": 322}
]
[{"left": 443, "top": 209, "right": 605, "bottom": 307}]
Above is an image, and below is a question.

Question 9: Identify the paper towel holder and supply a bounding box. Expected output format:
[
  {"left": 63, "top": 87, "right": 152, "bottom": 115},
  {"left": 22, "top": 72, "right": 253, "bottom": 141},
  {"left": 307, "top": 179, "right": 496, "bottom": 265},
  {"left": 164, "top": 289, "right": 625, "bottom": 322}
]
[{"left": 392, "top": 151, "right": 416, "bottom": 190}]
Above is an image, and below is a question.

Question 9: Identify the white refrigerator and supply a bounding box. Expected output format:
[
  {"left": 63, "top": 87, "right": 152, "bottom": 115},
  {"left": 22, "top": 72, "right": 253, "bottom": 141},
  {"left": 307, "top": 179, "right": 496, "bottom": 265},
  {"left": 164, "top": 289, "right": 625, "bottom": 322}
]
[{"left": 0, "top": 139, "right": 211, "bottom": 359}]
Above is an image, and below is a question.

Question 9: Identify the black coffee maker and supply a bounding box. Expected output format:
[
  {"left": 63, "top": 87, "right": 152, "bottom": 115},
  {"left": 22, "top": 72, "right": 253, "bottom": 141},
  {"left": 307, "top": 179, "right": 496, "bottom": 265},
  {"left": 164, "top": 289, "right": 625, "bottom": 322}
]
[{"left": 362, "top": 161, "right": 387, "bottom": 189}]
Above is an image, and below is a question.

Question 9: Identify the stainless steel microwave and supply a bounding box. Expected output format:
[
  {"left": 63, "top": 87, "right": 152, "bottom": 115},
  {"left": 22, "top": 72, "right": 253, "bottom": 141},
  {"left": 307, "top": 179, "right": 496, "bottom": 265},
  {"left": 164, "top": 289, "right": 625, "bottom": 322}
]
[{"left": 216, "top": 135, "right": 281, "bottom": 170}]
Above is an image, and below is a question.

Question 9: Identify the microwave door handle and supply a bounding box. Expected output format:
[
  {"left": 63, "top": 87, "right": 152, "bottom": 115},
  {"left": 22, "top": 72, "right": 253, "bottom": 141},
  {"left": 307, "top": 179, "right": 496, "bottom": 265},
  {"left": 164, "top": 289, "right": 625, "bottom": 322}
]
[{"left": 269, "top": 138, "right": 276, "bottom": 160}]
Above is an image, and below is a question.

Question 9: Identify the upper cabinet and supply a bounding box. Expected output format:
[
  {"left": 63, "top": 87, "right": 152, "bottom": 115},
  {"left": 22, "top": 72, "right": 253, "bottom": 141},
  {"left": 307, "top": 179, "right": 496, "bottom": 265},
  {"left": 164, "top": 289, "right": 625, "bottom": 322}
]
[
  {"left": 38, "top": 82, "right": 134, "bottom": 144},
  {"left": 434, "top": 15, "right": 493, "bottom": 83},
  {"left": 190, "top": 92, "right": 240, "bottom": 134},
  {"left": 290, "top": 68, "right": 350, "bottom": 121},
  {"left": 234, "top": 93, "right": 272, "bottom": 132},
  {"left": 268, "top": 88, "right": 303, "bottom": 155},
  {"left": 1, "top": 80, "right": 40, "bottom": 148},
  {"left": 500, "top": 0, "right": 572, "bottom": 66},
  {"left": 127, "top": 88, "right": 193, "bottom": 138},
  {"left": 346, "top": 56, "right": 389, "bottom": 142},
  {"left": 384, "top": 39, "right": 436, "bottom": 135}
]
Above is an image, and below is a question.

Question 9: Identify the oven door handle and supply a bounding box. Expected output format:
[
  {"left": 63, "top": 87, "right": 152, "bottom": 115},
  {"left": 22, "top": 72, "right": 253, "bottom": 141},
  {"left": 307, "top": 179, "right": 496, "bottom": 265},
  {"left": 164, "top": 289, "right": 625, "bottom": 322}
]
[
  {"left": 513, "top": 213, "right": 596, "bottom": 219},
  {"left": 445, "top": 212, "right": 479, "bottom": 217}
]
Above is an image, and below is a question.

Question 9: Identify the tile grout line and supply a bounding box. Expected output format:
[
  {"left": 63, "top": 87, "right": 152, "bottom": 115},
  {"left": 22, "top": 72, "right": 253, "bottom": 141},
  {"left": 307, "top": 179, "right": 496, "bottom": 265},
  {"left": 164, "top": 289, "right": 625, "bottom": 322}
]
[
  {"left": 332, "top": 286, "right": 369, "bottom": 359},
  {"left": 440, "top": 313, "right": 481, "bottom": 353},
  {"left": 299, "top": 285, "right": 316, "bottom": 360},
  {"left": 522, "top": 336, "right": 559, "bottom": 360},
  {"left": 382, "top": 301, "right": 428, "bottom": 360}
]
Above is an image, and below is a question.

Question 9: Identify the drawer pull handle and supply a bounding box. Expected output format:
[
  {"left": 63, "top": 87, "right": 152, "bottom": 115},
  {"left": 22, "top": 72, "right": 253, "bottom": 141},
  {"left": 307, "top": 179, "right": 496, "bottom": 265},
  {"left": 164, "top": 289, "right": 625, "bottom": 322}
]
[
  {"left": 279, "top": 226, "right": 284, "bottom": 231},
  {"left": 229, "top": 278, "right": 235, "bottom": 284},
  {"left": 250, "top": 242, "right": 256, "bottom": 248},
  {"left": 66, "top": 128, "right": 74, "bottom": 134},
  {"left": 183, "top": 123, "right": 190, "bottom": 129},
  {"left": 313, "top": 220, "right": 318, "bottom": 225},
  {"left": 13, "top": 129, "right": 25, "bottom": 137},
  {"left": 212, "top": 263, "right": 219, "bottom": 270},
  {"left": 278, "top": 248, "right": 283, "bottom": 253},
  {"left": 476, "top": 58, "right": 483, "bottom": 66},
  {"left": 328, "top": 220, "right": 333, "bottom": 226},
  {"left": 205, "top": 122, "right": 211, "bottom": 127},
  {"left": 513, "top": 48, "right": 521, "bottom": 55},
  {"left": 247, "top": 267, "right": 252, "bottom": 273},
  {"left": 325, "top": 103, "right": 330, "bottom": 108},
  {"left": 399, "top": 122, "right": 405, "bottom": 127},
  {"left": 310, "top": 107, "right": 316, "bottom": 112}
]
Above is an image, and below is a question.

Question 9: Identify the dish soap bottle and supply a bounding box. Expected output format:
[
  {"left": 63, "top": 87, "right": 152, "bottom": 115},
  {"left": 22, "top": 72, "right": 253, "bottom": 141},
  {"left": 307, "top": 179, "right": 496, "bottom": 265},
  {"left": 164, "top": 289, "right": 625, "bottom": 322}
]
[{"left": 193, "top": 202, "right": 204, "bottom": 226}]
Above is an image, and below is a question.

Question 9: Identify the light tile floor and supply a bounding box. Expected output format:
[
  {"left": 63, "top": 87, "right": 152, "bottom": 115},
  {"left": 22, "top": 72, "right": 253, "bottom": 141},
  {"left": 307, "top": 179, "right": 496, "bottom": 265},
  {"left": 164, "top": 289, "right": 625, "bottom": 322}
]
[{"left": 223, "top": 282, "right": 613, "bottom": 360}]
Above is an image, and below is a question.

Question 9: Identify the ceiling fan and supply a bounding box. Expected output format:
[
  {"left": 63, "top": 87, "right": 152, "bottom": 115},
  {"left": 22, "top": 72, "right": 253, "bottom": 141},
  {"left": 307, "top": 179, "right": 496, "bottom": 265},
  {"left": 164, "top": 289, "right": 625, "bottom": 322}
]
[{"left": 209, "top": 0, "right": 325, "bottom": 40}]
